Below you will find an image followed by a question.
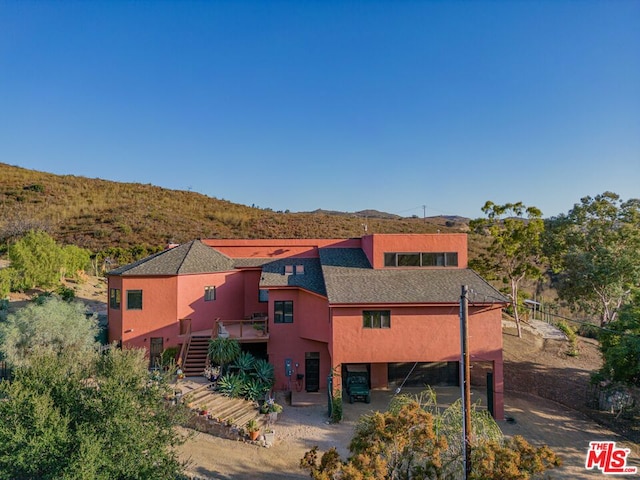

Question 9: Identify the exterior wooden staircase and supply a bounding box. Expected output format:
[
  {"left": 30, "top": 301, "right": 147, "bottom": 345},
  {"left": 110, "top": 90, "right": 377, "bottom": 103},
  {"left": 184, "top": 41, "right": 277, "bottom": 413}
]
[{"left": 182, "top": 335, "right": 210, "bottom": 376}]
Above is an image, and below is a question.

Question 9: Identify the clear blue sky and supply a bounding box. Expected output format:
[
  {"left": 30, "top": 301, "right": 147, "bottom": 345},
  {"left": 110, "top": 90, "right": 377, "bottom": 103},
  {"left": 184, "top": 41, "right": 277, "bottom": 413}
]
[{"left": 1, "top": 1, "right": 638, "bottom": 219}]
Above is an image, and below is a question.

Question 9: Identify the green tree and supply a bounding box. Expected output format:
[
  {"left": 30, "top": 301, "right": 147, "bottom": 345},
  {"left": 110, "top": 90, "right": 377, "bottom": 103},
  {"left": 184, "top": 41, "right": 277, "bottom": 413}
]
[
  {"left": 0, "top": 348, "right": 187, "bottom": 479},
  {"left": 470, "top": 202, "right": 545, "bottom": 338},
  {"left": 544, "top": 192, "right": 640, "bottom": 326},
  {"left": 598, "top": 295, "right": 640, "bottom": 386},
  {"left": 208, "top": 337, "right": 241, "bottom": 374},
  {"left": 0, "top": 296, "right": 98, "bottom": 368},
  {"left": 8, "top": 229, "right": 63, "bottom": 290},
  {"left": 301, "top": 389, "right": 560, "bottom": 479},
  {"left": 61, "top": 244, "right": 91, "bottom": 282}
]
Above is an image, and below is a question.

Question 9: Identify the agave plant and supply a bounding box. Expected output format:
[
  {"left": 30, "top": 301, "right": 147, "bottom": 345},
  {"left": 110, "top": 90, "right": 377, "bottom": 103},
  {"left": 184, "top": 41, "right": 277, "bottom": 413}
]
[
  {"left": 252, "top": 359, "right": 275, "bottom": 387},
  {"left": 216, "top": 372, "right": 244, "bottom": 398},
  {"left": 242, "top": 377, "right": 270, "bottom": 402},
  {"left": 230, "top": 351, "right": 256, "bottom": 374}
]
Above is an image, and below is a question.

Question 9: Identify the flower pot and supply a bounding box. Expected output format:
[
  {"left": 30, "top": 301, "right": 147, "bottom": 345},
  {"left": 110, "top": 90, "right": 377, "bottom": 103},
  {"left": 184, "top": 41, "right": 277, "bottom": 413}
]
[
  {"left": 263, "top": 431, "right": 275, "bottom": 446},
  {"left": 249, "top": 430, "right": 260, "bottom": 441}
]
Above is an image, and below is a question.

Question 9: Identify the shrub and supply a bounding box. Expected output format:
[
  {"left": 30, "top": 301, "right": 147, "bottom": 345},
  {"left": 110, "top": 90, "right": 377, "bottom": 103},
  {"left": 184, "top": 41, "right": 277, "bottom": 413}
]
[{"left": 556, "top": 321, "right": 579, "bottom": 357}]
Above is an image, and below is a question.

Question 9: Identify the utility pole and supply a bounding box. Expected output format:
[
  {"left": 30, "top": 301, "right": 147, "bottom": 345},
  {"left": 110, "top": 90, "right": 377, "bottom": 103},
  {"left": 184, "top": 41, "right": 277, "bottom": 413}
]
[
  {"left": 460, "top": 285, "right": 472, "bottom": 479},
  {"left": 423, "top": 204, "right": 426, "bottom": 223}
]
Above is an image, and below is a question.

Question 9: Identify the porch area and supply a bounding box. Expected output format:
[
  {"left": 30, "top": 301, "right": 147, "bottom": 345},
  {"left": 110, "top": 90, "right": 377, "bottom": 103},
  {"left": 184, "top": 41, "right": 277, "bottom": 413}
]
[{"left": 178, "top": 316, "right": 269, "bottom": 376}]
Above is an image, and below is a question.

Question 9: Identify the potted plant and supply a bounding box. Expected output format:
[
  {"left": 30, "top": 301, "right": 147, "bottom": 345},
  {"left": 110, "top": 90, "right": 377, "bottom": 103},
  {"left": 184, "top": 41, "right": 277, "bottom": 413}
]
[
  {"left": 199, "top": 404, "right": 208, "bottom": 416},
  {"left": 261, "top": 398, "right": 283, "bottom": 422},
  {"left": 245, "top": 418, "right": 260, "bottom": 441},
  {"left": 252, "top": 323, "right": 266, "bottom": 336}
]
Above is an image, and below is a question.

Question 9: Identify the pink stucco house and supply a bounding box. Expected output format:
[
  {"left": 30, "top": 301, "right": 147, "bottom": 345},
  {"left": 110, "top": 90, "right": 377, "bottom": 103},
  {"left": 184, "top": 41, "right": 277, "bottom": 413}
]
[{"left": 107, "top": 233, "right": 507, "bottom": 419}]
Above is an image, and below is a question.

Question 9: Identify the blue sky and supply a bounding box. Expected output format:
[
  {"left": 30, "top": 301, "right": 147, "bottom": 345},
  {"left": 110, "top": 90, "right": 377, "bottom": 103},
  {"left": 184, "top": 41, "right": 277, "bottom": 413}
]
[{"left": 1, "top": 1, "right": 638, "bottom": 219}]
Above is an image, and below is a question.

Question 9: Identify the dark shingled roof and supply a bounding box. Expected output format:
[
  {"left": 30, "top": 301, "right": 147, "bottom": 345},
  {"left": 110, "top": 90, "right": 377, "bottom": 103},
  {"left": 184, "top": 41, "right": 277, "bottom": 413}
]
[
  {"left": 109, "top": 240, "right": 507, "bottom": 306},
  {"left": 259, "top": 258, "right": 326, "bottom": 296},
  {"left": 319, "top": 248, "right": 508, "bottom": 304},
  {"left": 109, "top": 240, "right": 235, "bottom": 276},
  {"left": 233, "top": 258, "right": 275, "bottom": 268}
]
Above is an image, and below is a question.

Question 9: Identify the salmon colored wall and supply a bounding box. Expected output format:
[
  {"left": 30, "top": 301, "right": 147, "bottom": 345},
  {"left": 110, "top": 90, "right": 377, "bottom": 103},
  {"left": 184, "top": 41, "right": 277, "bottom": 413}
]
[
  {"left": 107, "top": 276, "right": 123, "bottom": 344},
  {"left": 331, "top": 305, "right": 502, "bottom": 365},
  {"left": 370, "top": 363, "right": 388, "bottom": 388},
  {"left": 298, "top": 292, "right": 331, "bottom": 343},
  {"left": 242, "top": 269, "right": 268, "bottom": 317},
  {"left": 364, "top": 234, "right": 468, "bottom": 269},
  {"left": 202, "top": 238, "right": 361, "bottom": 259},
  {"left": 267, "top": 289, "right": 331, "bottom": 390},
  {"left": 176, "top": 271, "right": 245, "bottom": 333},
  {"left": 118, "top": 276, "right": 179, "bottom": 351}
]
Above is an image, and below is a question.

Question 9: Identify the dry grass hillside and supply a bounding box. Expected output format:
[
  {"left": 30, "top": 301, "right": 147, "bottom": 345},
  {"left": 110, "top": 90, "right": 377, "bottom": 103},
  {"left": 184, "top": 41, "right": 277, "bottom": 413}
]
[{"left": 0, "top": 163, "right": 470, "bottom": 253}]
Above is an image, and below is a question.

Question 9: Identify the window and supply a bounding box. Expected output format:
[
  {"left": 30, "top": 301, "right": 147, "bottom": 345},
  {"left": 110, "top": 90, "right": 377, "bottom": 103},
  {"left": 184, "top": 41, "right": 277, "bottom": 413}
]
[
  {"left": 259, "top": 289, "right": 269, "bottom": 303},
  {"left": 284, "top": 265, "right": 294, "bottom": 275},
  {"left": 127, "top": 290, "right": 143, "bottom": 310},
  {"left": 363, "top": 310, "right": 391, "bottom": 329},
  {"left": 204, "top": 286, "right": 216, "bottom": 301},
  {"left": 385, "top": 252, "right": 458, "bottom": 267},
  {"left": 397, "top": 253, "right": 420, "bottom": 266},
  {"left": 274, "top": 300, "right": 293, "bottom": 323},
  {"left": 109, "top": 288, "right": 121, "bottom": 309},
  {"left": 295, "top": 264, "right": 305, "bottom": 275}
]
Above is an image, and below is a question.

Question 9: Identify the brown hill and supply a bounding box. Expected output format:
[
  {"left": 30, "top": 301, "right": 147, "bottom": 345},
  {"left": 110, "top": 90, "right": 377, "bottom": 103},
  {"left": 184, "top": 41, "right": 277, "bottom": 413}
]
[{"left": 0, "top": 163, "right": 470, "bottom": 253}]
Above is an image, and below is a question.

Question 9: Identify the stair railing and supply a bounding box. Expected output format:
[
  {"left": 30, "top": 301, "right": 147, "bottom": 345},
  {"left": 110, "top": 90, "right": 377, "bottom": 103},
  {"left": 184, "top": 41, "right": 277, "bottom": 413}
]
[{"left": 177, "top": 319, "right": 192, "bottom": 369}]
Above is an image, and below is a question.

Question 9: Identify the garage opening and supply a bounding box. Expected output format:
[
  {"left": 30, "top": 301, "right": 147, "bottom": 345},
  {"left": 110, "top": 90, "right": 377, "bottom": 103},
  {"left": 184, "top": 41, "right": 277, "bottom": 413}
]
[{"left": 388, "top": 361, "right": 459, "bottom": 387}]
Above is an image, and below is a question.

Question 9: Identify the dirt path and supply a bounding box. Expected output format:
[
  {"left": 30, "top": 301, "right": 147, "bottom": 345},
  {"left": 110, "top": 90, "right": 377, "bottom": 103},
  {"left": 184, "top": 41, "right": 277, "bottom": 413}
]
[
  {"left": 502, "top": 392, "right": 639, "bottom": 479},
  {"left": 177, "top": 387, "right": 640, "bottom": 479}
]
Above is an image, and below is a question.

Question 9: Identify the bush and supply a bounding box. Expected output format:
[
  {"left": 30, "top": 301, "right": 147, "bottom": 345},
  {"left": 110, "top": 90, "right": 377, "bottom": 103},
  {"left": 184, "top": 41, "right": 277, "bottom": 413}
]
[
  {"left": 556, "top": 321, "right": 579, "bottom": 357},
  {"left": 331, "top": 390, "right": 343, "bottom": 423},
  {"left": 577, "top": 322, "right": 600, "bottom": 339}
]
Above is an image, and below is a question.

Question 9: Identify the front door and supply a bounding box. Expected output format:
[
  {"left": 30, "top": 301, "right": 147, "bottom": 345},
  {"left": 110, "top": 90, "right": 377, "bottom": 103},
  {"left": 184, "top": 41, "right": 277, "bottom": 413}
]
[
  {"left": 150, "top": 337, "right": 164, "bottom": 369},
  {"left": 305, "top": 352, "right": 320, "bottom": 392}
]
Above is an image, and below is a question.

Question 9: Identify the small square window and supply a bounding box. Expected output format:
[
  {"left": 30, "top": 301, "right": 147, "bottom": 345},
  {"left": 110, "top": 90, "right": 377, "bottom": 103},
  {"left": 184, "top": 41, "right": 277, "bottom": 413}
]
[
  {"left": 284, "top": 265, "right": 294, "bottom": 275},
  {"left": 295, "top": 264, "right": 304, "bottom": 275},
  {"left": 127, "top": 290, "right": 143, "bottom": 310},
  {"left": 204, "top": 286, "right": 216, "bottom": 301},
  {"left": 363, "top": 310, "right": 390, "bottom": 329}
]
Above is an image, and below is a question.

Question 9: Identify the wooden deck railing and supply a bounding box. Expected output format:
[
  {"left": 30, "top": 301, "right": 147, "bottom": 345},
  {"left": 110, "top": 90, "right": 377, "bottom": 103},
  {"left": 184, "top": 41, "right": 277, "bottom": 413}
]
[{"left": 215, "top": 317, "right": 269, "bottom": 341}]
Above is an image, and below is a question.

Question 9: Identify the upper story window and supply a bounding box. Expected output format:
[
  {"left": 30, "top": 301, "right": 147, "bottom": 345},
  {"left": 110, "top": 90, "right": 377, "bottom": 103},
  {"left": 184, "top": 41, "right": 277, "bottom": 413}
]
[
  {"left": 384, "top": 252, "right": 458, "bottom": 267},
  {"left": 363, "top": 310, "right": 391, "bottom": 329},
  {"left": 109, "top": 288, "right": 121, "bottom": 309},
  {"left": 204, "top": 286, "right": 216, "bottom": 302},
  {"left": 284, "top": 264, "right": 305, "bottom": 275},
  {"left": 127, "top": 290, "right": 143, "bottom": 310},
  {"left": 274, "top": 300, "right": 293, "bottom": 323},
  {"left": 259, "top": 289, "right": 269, "bottom": 303}
]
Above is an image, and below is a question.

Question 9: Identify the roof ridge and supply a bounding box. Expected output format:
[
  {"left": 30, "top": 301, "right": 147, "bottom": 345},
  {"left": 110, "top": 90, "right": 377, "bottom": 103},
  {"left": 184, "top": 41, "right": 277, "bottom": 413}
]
[{"left": 176, "top": 240, "right": 197, "bottom": 274}]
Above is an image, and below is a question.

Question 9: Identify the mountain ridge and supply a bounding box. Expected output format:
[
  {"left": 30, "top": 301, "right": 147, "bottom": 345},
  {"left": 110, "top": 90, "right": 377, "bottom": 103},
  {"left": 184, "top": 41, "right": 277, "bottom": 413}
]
[{"left": 0, "top": 162, "right": 469, "bottom": 253}]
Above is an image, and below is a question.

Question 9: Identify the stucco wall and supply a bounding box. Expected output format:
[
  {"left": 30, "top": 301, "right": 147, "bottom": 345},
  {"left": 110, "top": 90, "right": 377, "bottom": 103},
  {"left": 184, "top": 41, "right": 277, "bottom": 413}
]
[
  {"left": 365, "top": 233, "right": 468, "bottom": 269},
  {"left": 117, "top": 276, "right": 179, "bottom": 350},
  {"left": 330, "top": 305, "right": 502, "bottom": 365},
  {"left": 267, "top": 289, "right": 331, "bottom": 390}
]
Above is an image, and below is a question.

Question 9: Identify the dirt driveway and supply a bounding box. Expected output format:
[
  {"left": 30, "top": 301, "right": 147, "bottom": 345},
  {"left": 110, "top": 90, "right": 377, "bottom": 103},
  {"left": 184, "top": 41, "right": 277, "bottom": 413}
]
[{"left": 178, "top": 387, "right": 640, "bottom": 479}]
